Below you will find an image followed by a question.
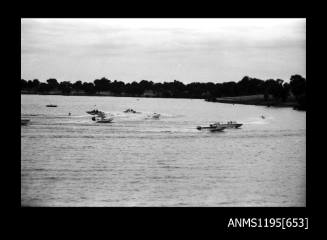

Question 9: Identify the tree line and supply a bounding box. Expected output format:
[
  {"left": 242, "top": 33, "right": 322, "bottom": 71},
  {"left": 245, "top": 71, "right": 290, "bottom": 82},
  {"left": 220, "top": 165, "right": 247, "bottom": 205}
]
[{"left": 21, "top": 75, "right": 306, "bottom": 109}]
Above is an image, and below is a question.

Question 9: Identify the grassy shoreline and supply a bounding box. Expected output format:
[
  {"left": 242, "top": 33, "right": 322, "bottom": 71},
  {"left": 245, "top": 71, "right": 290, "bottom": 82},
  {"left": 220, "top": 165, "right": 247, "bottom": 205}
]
[{"left": 208, "top": 94, "right": 300, "bottom": 109}]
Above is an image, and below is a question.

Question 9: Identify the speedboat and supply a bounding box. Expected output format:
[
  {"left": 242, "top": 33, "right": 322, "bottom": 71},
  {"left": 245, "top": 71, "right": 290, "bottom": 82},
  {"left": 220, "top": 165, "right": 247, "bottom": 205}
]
[
  {"left": 213, "top": 121, "right": 243, "bottom": 129},
  {"left": 196, "top": 124, "right": 226, "bottom": 132},
  {"left": 46, "top": 104, "right": 57, "bottom": 107},
  {"left": 21, "top": 119, "right": 30, "bottom": 125}
]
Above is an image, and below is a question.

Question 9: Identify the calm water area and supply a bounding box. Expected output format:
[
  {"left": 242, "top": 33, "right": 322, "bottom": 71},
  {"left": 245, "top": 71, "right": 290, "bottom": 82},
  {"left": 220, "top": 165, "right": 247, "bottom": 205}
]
[{"left": 21, "top": 94, "right": 306, "bottom": 206}]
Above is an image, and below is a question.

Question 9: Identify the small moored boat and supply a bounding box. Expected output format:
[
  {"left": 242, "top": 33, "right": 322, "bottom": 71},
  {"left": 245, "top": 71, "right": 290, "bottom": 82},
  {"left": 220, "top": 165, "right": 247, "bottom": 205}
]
[{"left": 46, "top": 104, "right": 57, "bottom": 107}]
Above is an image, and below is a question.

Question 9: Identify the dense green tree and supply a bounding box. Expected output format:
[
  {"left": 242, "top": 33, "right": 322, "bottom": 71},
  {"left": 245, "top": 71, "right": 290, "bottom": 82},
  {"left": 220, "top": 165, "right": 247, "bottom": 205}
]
[
  {"left": 237, "top": 76, "right": 265, "bottom": 96},
  {"left": 237, "top": 76, "right": 251, "bottom": 95},
  {"left": 20, "top": 75, "right": 305, "bottom": 110},
  {"left": 21, "top": 79, "right": 28, "bottom": 89},
  {"left": 110, "top": 80, "right": 125, "bottom": 94},
  {"left": 94, "top": 77, "right": 111, "bottom": 92},
  {"left": 59, "top": 81, "right": 72, "bottom": 94},
  {"left": 32, "top": 79, "right": 40, "bottom": 89},
  {"left": 72, "top": 80, "right": 83, "bottom": 91},
  {"left": 281, "top": 82, "right": 291, "bottom": 102},
  {"left": 38, "top": 82, "right": 51, "bottom": 92},
  {"left": 139, "top": 80, "right": 154, "bottom": 92},
  {"left": 221, "top": 82, "right": 238, "bottom": 97},
  {"left": 24, "top": 79, "right": 40, "bottom": 90},
  {"left": 290, "top": 75, "right": 306, "bottom": 97},
  {"left": 129, "top": 81, "right": 143, "bottom": 95},
  {"left": 290, "top": 75, "right": 306, "bottom": 109},
  {"left": 82, "top": 82, "right": 96, "bottom": 94},
  {"left": 264, "top": 79, "right": 284, "bottom": 101},
  {"left": 46, "top": 78, "right": 59, "bottom": 90}
]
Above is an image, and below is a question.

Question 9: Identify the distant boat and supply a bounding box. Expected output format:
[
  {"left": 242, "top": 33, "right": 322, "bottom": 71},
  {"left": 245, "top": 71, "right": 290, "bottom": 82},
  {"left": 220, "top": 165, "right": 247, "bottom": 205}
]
[
  {"left": 145, "top": 113, "right": 160, "bottom": 120},
  {"left": 152, "top": 113, "right": 160, "bottom": 119},
  {"left": 21, "top": 119, "right": 30, "bottom": 125},
  {"left": 46, "top": 104, "right": 57, "bottom": 107}
]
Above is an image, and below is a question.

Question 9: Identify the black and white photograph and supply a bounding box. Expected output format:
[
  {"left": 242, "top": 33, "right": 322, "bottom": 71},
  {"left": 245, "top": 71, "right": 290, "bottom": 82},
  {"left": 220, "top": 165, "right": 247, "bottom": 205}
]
[{"left": 21, "top": 18, "right": 306, "bottom": 207}]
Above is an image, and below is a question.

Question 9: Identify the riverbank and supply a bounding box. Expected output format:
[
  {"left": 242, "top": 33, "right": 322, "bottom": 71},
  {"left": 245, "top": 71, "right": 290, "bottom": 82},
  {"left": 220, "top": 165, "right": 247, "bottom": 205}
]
[
  {"left": 20, "top": 91, "right": 198, "bottom": 99},
  {"left": 21, "top": 92, "right": 305, "bottom": 110},
  {"left": 207, "top": 94, "right": 303, "bottom": 109}
]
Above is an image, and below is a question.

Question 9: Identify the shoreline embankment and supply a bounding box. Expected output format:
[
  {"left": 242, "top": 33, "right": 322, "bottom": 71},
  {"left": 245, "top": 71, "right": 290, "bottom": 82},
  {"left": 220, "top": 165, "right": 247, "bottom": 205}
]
[
  {"left": 21, "top": 92, "right": 305, "bottom": 110},
  {"left": 207, "top": 94, "right": 304, "bottom": 110}
]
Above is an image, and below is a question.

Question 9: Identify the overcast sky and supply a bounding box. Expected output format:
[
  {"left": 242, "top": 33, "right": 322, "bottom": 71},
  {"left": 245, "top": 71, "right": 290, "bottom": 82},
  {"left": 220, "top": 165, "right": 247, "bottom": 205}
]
[{"left": 21, "top": 18, "right": 306, "bottom": 84}]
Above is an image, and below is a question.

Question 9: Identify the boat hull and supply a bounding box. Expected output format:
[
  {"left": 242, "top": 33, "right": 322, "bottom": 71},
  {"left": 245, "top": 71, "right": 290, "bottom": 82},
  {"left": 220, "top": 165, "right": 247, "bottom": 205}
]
[
  {"left": 209, "top": 127, "right": 226, "bottom": 132},
  {"left": 213, "top": 123, "right": 243, "bottom": 128},
  {"left": 21, "top": 119, "right": 30, "bottom": 125},
  {"left": 197, "top": 126, "right": 226, "bottom": 131},
  {"left": 223, "top": 123, "right": 242, "bottom": 128},
  {"left": 96, "top": 118, "right": 114, "bottom": 123}
]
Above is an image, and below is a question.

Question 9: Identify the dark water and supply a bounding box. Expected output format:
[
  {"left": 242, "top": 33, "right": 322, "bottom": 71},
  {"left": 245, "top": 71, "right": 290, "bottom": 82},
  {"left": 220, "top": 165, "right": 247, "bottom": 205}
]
[{"left": 21, "top": 95, "right": 306, "bottom": 206}]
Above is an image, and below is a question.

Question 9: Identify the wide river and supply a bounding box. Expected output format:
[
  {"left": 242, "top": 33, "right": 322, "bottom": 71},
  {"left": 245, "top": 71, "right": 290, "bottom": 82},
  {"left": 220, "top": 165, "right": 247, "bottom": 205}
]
[{"left": 21, "top": 94, "right": 306, "bottom": 206}]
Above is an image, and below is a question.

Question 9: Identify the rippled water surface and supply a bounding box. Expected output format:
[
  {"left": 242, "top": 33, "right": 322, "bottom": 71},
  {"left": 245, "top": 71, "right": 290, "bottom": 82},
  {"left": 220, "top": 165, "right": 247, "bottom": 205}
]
[{"left": 21, "top": 95, "right": 306, "bottom": 206}]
